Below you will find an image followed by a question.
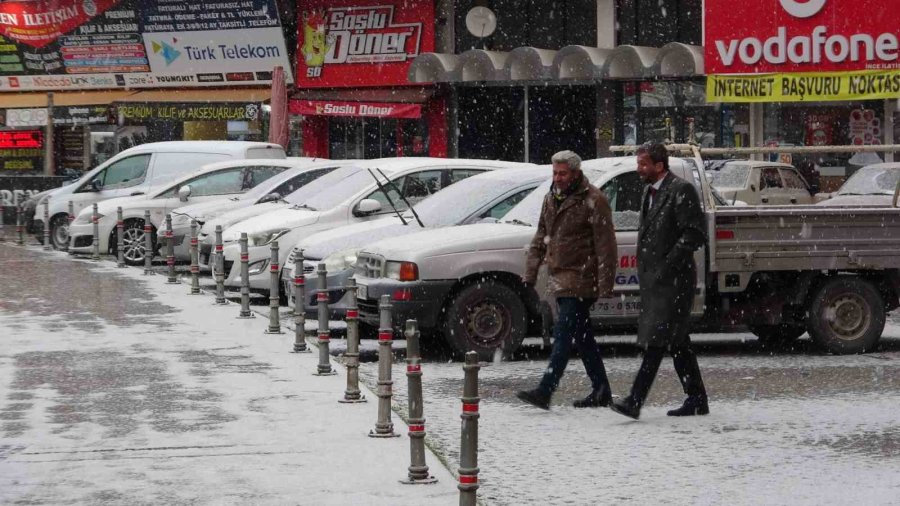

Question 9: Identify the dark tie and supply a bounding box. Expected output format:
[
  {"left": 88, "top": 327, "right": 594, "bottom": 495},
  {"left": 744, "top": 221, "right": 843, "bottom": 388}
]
[{"left": 646, "top": 187, "right": 657, "bottom": 211}]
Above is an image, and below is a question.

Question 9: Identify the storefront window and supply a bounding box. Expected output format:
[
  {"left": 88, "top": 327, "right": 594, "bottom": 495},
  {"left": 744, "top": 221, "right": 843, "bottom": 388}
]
[{"left": 328, "top": 117, "right": 428, "bottom": 160}]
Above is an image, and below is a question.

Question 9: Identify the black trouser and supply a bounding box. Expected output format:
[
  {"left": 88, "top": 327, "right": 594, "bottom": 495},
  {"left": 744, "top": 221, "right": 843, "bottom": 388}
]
[{"left": 629, "top": 337, "right": 707, "bottom": 407}]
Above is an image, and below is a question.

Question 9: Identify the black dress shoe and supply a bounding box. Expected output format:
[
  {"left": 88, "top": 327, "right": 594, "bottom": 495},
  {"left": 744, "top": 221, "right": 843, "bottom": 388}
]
[
  {"left": 573, "top": 387, "right": 612, "bottom": 408},
  {"left": 609, "top": 397, "right": 641, "bottom": 420},
  {"left": 516, "top": 388, "right": 551, "bottom": 410},
  {"left": 667, "top": 396, "right": 709, "bottom": 416}
]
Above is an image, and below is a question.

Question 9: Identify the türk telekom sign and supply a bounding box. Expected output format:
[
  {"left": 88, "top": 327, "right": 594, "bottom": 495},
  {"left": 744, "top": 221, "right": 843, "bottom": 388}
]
[
  {"left": 296, "top": 0, "right": 434, "bottom": 88},
  {"left": 704, "top": 0, "right": 900, "bottom": 74}
]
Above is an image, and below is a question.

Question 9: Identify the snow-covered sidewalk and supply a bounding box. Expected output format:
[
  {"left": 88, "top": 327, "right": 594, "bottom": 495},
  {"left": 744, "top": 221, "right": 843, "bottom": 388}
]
[{"left": 0, "top": 245, "right": 457, "bottom": 505}]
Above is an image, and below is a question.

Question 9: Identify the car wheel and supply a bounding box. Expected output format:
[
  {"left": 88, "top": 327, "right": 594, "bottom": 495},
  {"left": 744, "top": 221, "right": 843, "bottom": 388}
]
[
  {"left": 121, "top": 219, "right": 156, "bottom": 266},
  {"left": 49, "top": 214, "right": 70, "bottom": 250},
  {"left": 443, "top": 280, "right": 527, "bottom": 360},
  {"left": 806, "top": 277, "right": 885, "bottom": 354}
]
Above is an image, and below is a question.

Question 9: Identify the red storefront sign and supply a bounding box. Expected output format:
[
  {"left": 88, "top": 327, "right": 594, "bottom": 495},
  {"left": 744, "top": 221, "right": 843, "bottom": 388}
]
[
  {"left": 296, "top": 0, "right": 434, "bottom": 88},
  {"left": 704, "top": 0, "right": 900, "bottom": 74},
  {"left": 0, "top": 1, "right": 120, "bottom": 48},
  {"left": 290, "top": 99, "right": 422, "bottom": 119},
  {"left": 0, "top": 130, "right": 43, "bottom": 149}
]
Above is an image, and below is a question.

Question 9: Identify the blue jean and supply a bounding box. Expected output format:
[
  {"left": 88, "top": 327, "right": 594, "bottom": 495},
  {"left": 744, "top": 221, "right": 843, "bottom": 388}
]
[{"left": 538, "top": 297, "right": 610, "bottom": 395}]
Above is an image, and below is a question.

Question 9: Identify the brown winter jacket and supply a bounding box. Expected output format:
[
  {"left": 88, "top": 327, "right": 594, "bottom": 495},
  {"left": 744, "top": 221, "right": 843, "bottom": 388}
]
[{"left": 524, "top": 174, "right": 618, "bottom": 299}]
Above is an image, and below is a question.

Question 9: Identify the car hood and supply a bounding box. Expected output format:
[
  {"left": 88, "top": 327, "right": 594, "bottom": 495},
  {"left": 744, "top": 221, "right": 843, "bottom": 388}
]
[
  {"left": 173, "top": 198, "right": 247, "bottom": 222},
  {"left": 815, "top": 195, "right": 894, "bottom": 207},
  {"left": 298, "top": 216, "right": 413, "bottom": 260},
  {"left": 221, "top": 207, "right": 321, "bottom": 241},
  {"left": 201, "top": 202, "right": 288, "bottom": 236},
  {"left": 360, "top": 222, "right": 535, "bottom": 260}
]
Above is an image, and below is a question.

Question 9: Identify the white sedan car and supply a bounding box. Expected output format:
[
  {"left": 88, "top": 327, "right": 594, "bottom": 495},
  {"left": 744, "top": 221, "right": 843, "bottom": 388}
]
[
  {"left": 816, "top": 162, "right": 900, "bottom": 206},
  {"left": 68, "top": 159, "right": 290, "bottom": 264}
]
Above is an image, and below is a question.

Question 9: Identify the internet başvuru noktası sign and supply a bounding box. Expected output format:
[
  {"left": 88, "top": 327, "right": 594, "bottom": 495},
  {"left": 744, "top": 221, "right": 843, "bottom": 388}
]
[
  {"left": 0, "top": 0, "right": 293, "bottom": 91},
  {"left": 704, "top": 0, "right": 900, "bottom": 102}
]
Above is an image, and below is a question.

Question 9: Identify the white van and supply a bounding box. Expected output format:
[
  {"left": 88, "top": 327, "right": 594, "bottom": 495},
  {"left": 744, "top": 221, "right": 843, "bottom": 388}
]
[{"left": 32, "top": 141, "right": 285, "bottom": 248}]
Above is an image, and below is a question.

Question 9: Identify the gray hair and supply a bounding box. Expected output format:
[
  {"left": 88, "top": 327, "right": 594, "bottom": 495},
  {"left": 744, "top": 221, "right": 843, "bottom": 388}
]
[{"left": 551, "top": 150, "right": 581, "bottom": 171}]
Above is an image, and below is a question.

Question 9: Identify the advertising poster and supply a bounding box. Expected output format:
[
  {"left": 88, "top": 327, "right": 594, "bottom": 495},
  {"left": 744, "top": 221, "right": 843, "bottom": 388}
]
[{"left": 0, "top": 0, "right": 293, "bottom": 91}]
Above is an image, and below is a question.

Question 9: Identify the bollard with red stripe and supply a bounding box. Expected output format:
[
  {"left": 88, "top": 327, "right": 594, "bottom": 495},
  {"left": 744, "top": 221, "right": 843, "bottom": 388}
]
[
  {"left": 314, "top": 262, "right": 337, "bottom": 375},
  {"left": 370, "top": 295, "right": 399, "bottom": 438},
  {"left": 458, "top": 351, "right": 481, "bottom": 505},
  {"left": 15, "top": 204, "right": 24, "bottom": 245},
  {"left": 62, "top": 200, "right": 73, "bottom": 252},
  {"left": 116, "top": 207, "right": 125, "bottom": 267},
  {"left": 90, "top": 203, "right": 101, "bottom": 260},
  {"left": 339, "top": 277, "right": 365, "bottom": 401},
  {"left": 189, "top": 219, "right": 200, "bottom": 294},
  {"left": 401, "top": 319, "right": 437, "bottom": 484},
  {"left": 237, "top": 232, "right": 254, "bottom": 318},
  {"left": 42, "top": 199, "right": 51, "bottom": 251},
  {"left": 214, "top": 225, "right": 227, "bottom": 304},
  {"left": 163, "top": 214, "right": 176, "bottom": 281},
  {"left": 264, "top": 240, "right": 283, "bottom": 333},
  {"left": 142, "top": 210, "right": 153, "bottom": 275},
  {"left": 291, "top": 248, "right": 309, "bottom": 352}
]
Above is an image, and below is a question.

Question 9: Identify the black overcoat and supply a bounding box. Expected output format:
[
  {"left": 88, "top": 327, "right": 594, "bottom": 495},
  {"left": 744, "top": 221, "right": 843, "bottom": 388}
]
[{"left": 636, "top": 172, "right": 707, "bottom": 348}]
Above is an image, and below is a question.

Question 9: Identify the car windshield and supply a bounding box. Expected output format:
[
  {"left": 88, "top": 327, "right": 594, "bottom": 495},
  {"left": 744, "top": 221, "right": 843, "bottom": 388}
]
[
  {"left": 837, "top": 165, "right": 900, "bottom": 195},
  {"left": 283, "top": 165, "right": 369, "bottom": 207},
  {"left": 707, "top": 163, "right": 750, "bottom": 189},
  {"left": 408, "top": 173, "right": 539, "bottom": 227},
  {"left": 502, "top": 168, "right": 607, "bottom": 226}
]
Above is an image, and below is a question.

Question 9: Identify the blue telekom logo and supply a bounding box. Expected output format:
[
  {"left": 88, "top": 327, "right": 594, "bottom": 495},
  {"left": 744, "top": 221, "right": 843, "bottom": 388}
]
[{"left": 152, "top": 40, "right": 182, "bottom": 65}]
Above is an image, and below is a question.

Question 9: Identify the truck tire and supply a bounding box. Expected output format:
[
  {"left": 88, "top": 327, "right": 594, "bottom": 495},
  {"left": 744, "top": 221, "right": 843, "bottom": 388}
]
[
  {"left": 444, "top": 280, "right": 527, "bottom": 360},
  {"left": 49, "top": 214, "right": 70, "bottom": 250},
  {"left": 806, "top": 277, "right": 885, "bottom": 354},
  {"left": 749, "top": 324, "right": 806, "bottom": 346},
  {"left": 121, "top": 219, "right": 157, "bottom": 266}
]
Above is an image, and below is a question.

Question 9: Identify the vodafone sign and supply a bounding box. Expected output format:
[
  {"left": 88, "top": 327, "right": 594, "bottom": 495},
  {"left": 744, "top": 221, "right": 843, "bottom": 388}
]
[{"left": 704, "top": 0, "right": 900, "bottom": 74}]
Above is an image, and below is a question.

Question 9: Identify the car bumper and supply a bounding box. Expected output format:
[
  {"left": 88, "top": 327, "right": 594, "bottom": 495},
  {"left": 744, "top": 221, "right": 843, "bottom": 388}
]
[
  {"left": 354, "top": 278, "right": 456, "bottom": 330},
  {"left": 223, "top": 243, "right": 275, "bottom": 292},
  {"left": 282, "top": 264, "right": 353, "bottom": 318},
  {"left": 67, "top": 222, "right": 96, "bottom": 254}
]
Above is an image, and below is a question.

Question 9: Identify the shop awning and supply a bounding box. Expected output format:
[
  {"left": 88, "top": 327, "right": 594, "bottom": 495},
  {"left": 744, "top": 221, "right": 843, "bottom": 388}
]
[
  {"left": 290, "top": 99, "right": 422, "bottom": 119},
  {"left": 0, "top": 90, "right": 137, "bottom": 108},
  {"left": 408, "top": 53, "right": 460, "bottom": 84},
  {"left": 604, "top": 45, "right": 660, "bottom": 79},
  {"left": 456, "top": 49, "right": 510, "bottom": 82},
  {"left": 552, "top": 46, "right": 614, "bottom": 80},
  {"left": 506, "top": 47, "right": 557, "bottom": 80},
  {"left": 653, "top": 42, "right": 705, "bottom": 78},
  {"left": 121, "top": 88, "right": 271, "bottom": 103}
]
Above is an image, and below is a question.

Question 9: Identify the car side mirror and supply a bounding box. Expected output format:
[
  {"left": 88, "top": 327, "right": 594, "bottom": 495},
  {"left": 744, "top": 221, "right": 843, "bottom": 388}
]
[
  {"left": 258, "top": 192, "right": 281, "bottom": 204},
  {"left": 177, "top": 185, "right": 192, "bottom": 202},
  {"left": 750, "top": 184, "right": 757, "bottom": 192},
  {"left": 354, "top": 198, "right": 382, "bottom": 216},
  {"left": 90, "top": 178, "right": 103, "bottom": 192}
]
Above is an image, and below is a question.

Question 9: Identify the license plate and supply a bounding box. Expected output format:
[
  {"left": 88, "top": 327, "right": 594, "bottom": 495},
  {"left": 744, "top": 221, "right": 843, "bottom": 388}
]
[{"left": 357, "top": 283, "right": 368, "bottom": 300}]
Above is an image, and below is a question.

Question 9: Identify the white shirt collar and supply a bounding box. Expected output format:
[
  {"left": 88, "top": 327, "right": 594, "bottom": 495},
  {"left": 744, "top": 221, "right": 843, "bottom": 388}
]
[{"left": 651, "top": 173, "right": 666, "bottom": 191}]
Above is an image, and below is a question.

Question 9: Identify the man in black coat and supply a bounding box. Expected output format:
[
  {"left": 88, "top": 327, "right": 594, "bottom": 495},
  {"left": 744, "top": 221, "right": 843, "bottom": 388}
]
[{"left": 610, "top": 142, "right": 709, "bottom": 419}]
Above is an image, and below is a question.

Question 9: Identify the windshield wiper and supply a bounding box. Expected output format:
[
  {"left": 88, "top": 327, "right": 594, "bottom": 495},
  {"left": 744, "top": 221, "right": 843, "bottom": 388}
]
[
  {"left": 366, "top": 168, "right": 407, "bottom": 225},
  {"left": 505, "top": 219, "right": 532, "bottom": 227},
  {"left": 376, "top": 168, "right": 424, "bottom": 228},
  {"left": 292, "top": 203, "right": 317, "bottom": 211}
]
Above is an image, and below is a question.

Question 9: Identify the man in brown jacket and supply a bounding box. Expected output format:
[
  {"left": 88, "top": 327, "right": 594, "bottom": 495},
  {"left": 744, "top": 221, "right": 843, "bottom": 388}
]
[{"left": 516, "top": 150, "right": 618, "bottom": 410}]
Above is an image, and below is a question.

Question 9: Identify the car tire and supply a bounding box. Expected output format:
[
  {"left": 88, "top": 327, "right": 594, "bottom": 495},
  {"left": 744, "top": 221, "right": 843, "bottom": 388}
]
[
  {"left": 806, "top": 277, "right": 885, "bottom": 355},
  {"left": 121, "top": 218, "right": 157, "bottom": 266},
  {"left": 443, "top": 280, "right": 527, "bottom": 360},
  {"left": 49, "top": 214, "right": 70, "bottom": 250},
  {"left": 749, "top": 323, "right": 806, "bottom": 347}
]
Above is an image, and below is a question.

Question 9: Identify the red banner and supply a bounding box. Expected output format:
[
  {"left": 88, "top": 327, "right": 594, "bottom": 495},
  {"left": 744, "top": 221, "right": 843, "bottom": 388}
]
[
  {"left": 0, "top": 1, "right": 120, "bottom": 48},
  {"left": 296, "top": 0, "right": 434, "bottom": 88},
  {"left": 290, "top": 99, "right": 422, "bottom": 119},
  {"left": 704, "top": 0, "right": 900, "bottom": 74}
]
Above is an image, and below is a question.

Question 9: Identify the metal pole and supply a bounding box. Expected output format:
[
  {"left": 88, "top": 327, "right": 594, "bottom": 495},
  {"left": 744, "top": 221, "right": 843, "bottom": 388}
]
[
  {"left": 64, "top": 200, "right": 73, "bottom": 252},
  {"left": 339, "top": 278, "right": 365, "bottom": 402},
  {"left": 90, "top": 203, "right": 100, "bottom": 260},
  {"left": 265, "top": 240, "right": 283, "bottom": 333},
  {"left": 0, "top": 205, "right": 4, "bottom": 242},
  {"left": 292, "top": 248, "right": 309, "bottom": 352},
  {"left": 315, "top": 263, "right": 336, "bottom": 375},
  {"left": 44, "top": 92, "right": 54, "bottom": 176},
  {"left": 143, "top": 210, "right": 152, "bottom": 275},
  {"left": 42, "top": 199, "right": 50, "bottom": 250},
  {"left": 114, "top": 207, "right": 125, "bottom": 266},
  {"left": 189, "top": 219, "right": 200, "bottom": 294},
  {"left": 369, "top": 294, "right": 399, "bottom": 438},
  {"left": 16, "top": 204, "right": 23, "bottom": 245},
  {"left": 458, "top": 351, "right": 481, "bottom": 505},
  {"left": 401, "top": 319, "right": 436, "bottom": 484},
  {"left": 165, "top": 214, "right": 177, "bottom": 282},
  {"left": 523, "top": 84, "right": 529, "bottom": 163},
  {"left": 237, "top": 233, "right": 254, "bottom": 318},
  {"left": 214, "top": 225, "right": 226, "bottom": 304}
]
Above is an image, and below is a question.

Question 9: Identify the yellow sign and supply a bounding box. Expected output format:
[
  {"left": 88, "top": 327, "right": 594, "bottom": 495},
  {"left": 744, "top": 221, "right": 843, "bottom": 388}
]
[{"left": 707, "top": 70, "right": 900, "bottom": 103}]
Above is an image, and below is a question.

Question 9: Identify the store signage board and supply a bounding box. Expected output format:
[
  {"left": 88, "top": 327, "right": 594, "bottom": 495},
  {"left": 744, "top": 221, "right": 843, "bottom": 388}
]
[
  {"left": 296, "top": 0, "right": 434, "bottom": 88},
  {"left": 0, "top": 130, "right": 43, "bottom": 171},
  {"left": 290, "top": 99, "right": 422, "bottom": 119},
  {"left": 0, "top": 0, "right": 293, "bottom": 91},
  {"left": 115, "top": 102, "right": 261, "bottom": 122},
  {"left": 707, "top": 69, "right": 900, "bottom": 102}
]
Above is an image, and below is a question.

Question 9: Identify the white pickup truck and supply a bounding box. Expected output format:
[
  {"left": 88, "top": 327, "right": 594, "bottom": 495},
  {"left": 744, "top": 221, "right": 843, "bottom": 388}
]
[{"left": 351, "top": 146, "right": 900, "bottom": 359}]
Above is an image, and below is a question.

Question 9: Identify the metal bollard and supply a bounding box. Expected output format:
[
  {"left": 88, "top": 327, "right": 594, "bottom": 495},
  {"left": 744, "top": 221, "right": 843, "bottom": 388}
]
[
  {"left": 369, "top": 295, "right": 399, "bottom": 438},
  {"left": 0, "top": 205, "right": 4, "bottom": 242},
  {"left": 214, "top": 225, "right": 227, "bottom": 304},
  {"left": 237, "top": 233, "right": 254, "bottom": 318},
  {"left": 339, "top": 278, "right": 365, "bottom": 402},
  {"left": 91, "top": 203, "right": 101, "bottom": 260},
  {"left": 458, "top": 351, "right": 481, "bottom": 505},
  {"left": 143, "top": 210, "right": 153, "bottom": 275},
  {"left": 165, "top": 215, "right": 177, "bottom": 282},
  {"left": 314, "top": 263, "right": 336, "bottom": 375},
  {"left": 16, "top": 204, "right": 23, "bottom": 245},
  {"left": 189, "top": 220, "right": 200, "bottom": 294},
  {"left": 42, "top": 199, "right": 51, "bottom": 250},
  {"left": 264, "top": 240, "right": 283, "bottom": 333},
  {"left": 401, "top": 320, "right": 437, "bottom": 484},
  {"left": 116, "top": 207, "right": 125, "bottom": 267},
  {"left": 292, "top": 248, "right": 309, "bottom": 352},
  {"left": 63, "top": 201, "right": 73, "bottom": 253}
]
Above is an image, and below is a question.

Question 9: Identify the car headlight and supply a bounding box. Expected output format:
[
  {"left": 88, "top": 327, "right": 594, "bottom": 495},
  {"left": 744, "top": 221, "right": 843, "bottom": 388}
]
[
  {"left": 74, "top": 212, "right": 102, "bottom": 225},
  {"left": 385, "top": 261, "right": 418, "bottom": 281},
  {"left": 248, "top": 259, "right": 269, "bottom": 275},
  {"left": 171, "top": 213, "right": 191, "bottom": 226},
  {"left": 322, "top": 248, "right": 359, "bottom": 273},
  {"left": 248, "top": 228, "right": 290, "bottom": 247}
]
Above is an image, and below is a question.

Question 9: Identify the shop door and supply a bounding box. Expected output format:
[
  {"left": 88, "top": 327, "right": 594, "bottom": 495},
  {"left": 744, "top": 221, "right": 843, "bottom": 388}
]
[
  {"left": 328, "top": 117, "right": 428, "bottom": 160},
  {"left": 637, "top": 107, "right": 720, "bottom": 146}
]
